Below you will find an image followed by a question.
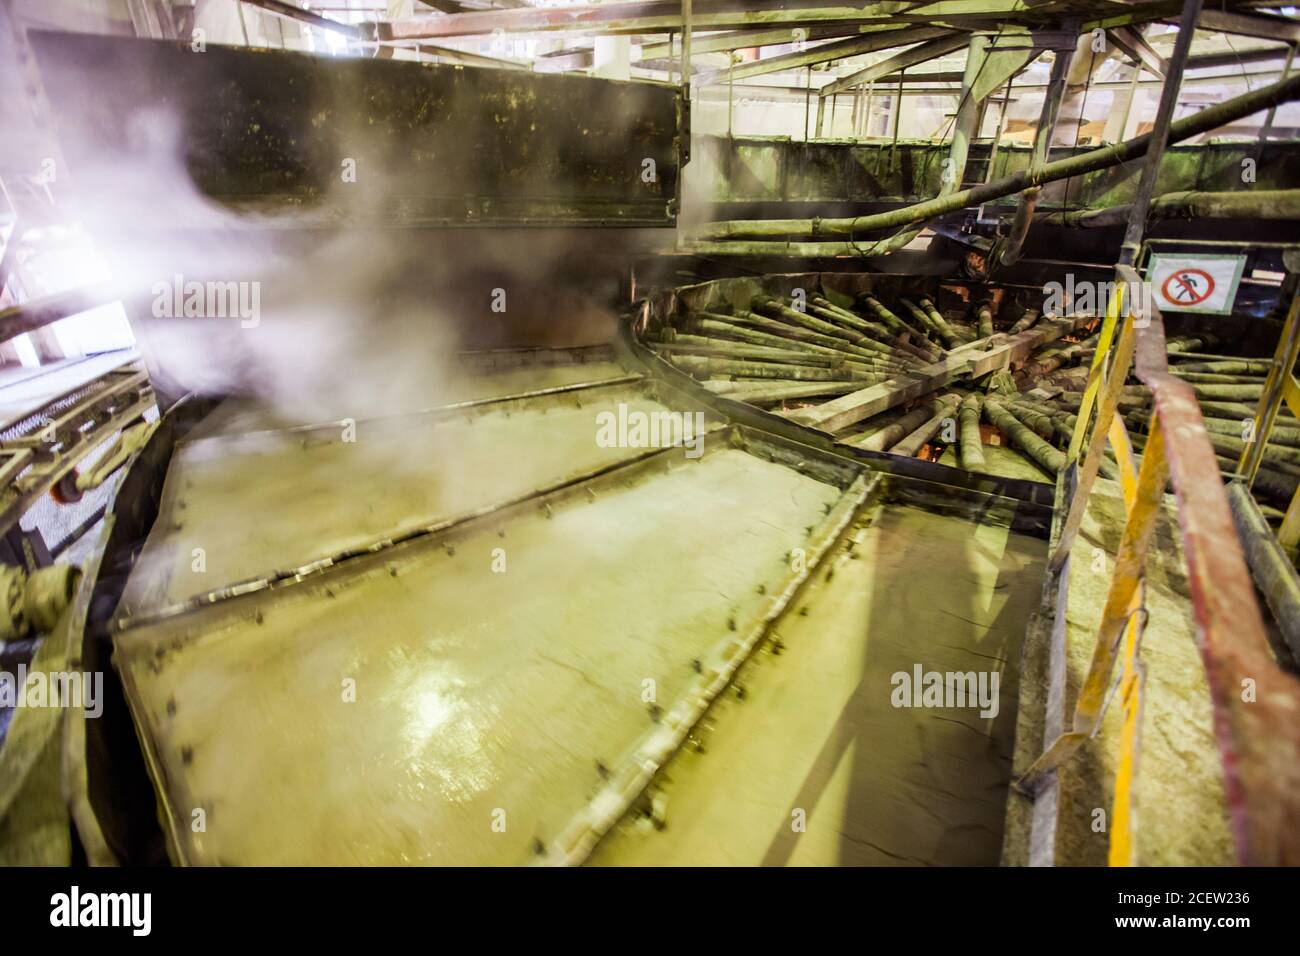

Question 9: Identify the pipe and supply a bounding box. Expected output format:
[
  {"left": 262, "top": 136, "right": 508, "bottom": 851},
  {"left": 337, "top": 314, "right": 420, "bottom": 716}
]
[
  {"left": 1227, "top": 482, "right": 1300, "bottom": 662},
  {"left": 690, "top": 70, "right": 1300, "bottom": 244},
  {"left": 856, "top": 399, "right": 941, "bottom": 452},
  {"left": 892, "top": 394, "right": 961, "bottom": 458},
  {"left": 1043, "top": 188, "right": 1300, "bottom": 228},
  {"left": 958, "top": 393, "right": 986, "bottom": 471},
  {"left": 681, "top": 0, "right": 691, "bottom": 103},
  {"left": 0, "top": 564, "right": 81, "bottom": 640},
  {"left": 984, "top": 398, "right": 1066, "bottom": 475}
]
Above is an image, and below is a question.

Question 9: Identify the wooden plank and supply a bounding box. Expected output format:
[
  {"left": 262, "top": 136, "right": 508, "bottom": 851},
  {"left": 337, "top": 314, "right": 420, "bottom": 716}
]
[{"left": 786, "top": 317, "right": 1080, "bottom": 433}]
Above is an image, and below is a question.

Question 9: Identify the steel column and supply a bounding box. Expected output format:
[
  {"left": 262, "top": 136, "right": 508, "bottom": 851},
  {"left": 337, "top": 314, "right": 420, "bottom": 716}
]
[{"left": 1119, "top": 0, "right": 1202, "bottom": 266}]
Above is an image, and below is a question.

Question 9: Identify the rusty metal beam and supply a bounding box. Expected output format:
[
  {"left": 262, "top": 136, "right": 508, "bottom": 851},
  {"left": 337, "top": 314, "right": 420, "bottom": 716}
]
[
  {"left": 363, "top": 0, "right": 1049, "bottom": 42},
  {"left": 1119, "top": 0, "right": 1199, "bottom": 266},
  {"left": 639, "top": 23, "right": 874, "bottom": 60},
  {"left": 1108, "top": 25, "right": 1166, "bottom": 77},
  {"left": 819, "top": 32, "right": 969, "bottom": 97},
  {"left": 375, "top": 42, "right": 530, "bottom": 70},
  {"left": 702, "top": 25, "right": 957, "bottom": 85},
  {"left": 1187, "top": 45, "right": 1289, "bottom": 71},
  {"left": 239, "top": 0, "right": 362, "bottom": 39},
  {"left": 1194, "top": 8, "right": 1300, "bottom": 44},
  {"left": 538, "top": 26, "right": 879, "bottom": 72}
]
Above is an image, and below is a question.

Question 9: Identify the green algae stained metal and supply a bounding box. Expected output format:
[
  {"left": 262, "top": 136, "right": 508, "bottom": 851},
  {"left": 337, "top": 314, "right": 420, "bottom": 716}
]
[
  {"left": 696, "top": 135, "right": 1300, "bottom": 209},
  {"left": 28, "top": 32, "right": 683, "bottom": 227}
]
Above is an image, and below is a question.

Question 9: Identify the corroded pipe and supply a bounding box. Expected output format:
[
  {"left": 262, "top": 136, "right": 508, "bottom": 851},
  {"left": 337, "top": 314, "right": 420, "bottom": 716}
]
[
  {"left": 855, "top": 399, "right": 941, "bottom": 452},
  {"left": 915, "top": 296, "right": 964, "bottom": 349},
  {"left": 958, "top": 393, "right": 985, "bottom": 471},
  {"left": 892, "top": 394, "right": 961, "bottom": 458},
  {"left": 1042, "top": 189, "right": 1300, "bottom": 229},
  {"left": 984, "top": 397, "right": 1065, "bottom": 475},
  {"left": 692, "top": 73, "right": 1300, "bottom": 243},
  {"left": 975, "top": 302, "right": 994, "bottom": 340}
]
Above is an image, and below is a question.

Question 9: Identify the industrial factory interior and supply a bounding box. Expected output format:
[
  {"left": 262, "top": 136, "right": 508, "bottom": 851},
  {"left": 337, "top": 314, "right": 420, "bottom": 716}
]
[{"left": 2, "top": 0, "right": 1300, "bottom": 883}]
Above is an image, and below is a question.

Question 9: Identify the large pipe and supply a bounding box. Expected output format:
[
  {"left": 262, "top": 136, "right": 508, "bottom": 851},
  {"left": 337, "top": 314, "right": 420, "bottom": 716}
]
[
  {"left": 690, "top": 70, "right": 1300, "bottom": 244},
  {"left": 1042, "top": 188, "right": 1300, "bottom": 228},
  {"left": 958, "top": 393, "right": 986, "bottom": 471},
  {"left": 1226, "top": 482, "right": 1300, "bottom": 664}
]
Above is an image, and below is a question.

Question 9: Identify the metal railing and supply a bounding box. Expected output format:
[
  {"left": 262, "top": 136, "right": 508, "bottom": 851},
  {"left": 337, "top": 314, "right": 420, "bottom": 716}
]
[
  {"left": 1019, "top": 263, "right": 1300, "bottom": 866},
  {"left": 1240, "top": 285, "right": 1300, "bottom": 548}
]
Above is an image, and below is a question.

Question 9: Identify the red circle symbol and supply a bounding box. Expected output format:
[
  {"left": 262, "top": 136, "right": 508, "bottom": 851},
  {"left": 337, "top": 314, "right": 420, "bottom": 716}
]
[{"left": 1161, "top": 268, "right": 1215, "bottom": 306}]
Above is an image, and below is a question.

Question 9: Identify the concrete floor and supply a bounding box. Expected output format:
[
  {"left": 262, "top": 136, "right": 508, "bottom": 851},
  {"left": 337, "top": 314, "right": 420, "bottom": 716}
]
[{"left": 590, "top": 505, "right": 1045, "bottom": 866}]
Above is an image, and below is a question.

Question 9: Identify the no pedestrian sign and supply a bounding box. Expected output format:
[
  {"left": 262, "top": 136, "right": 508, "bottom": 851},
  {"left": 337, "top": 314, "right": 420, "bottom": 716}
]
[{"left": 1147, "top": 254, "right": 1246, "bottom": 315}]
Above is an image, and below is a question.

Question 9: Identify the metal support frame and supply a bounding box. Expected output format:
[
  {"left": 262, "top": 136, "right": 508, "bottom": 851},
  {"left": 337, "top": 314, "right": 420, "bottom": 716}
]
[
  {"left": 727, "top": 51, "right": 735, "bottom": 138},
  {"left": 992, "top": 42, "right": 1074, "bottom": 268},
  {"left": 805, "top": 65, "right": 812, "bottom": 141},
  {"left": 890, "top": 71, "right": 904, "bottom": 147},
  {"left": 982, "top": 81, "right": 1014, "bottom": 184},
  {"left": 1240, "top": 284, "right": 1300, "bottom": 547},
  {"left": 1021, "top": 264, "right": 1300, "bottom": 865},
  {"left": 1060, "top": 1, "right": 1197, "bottom": 474},
  {"left": 1119, "top": 0, "right": 1202, "bottom": 267},
  {"left": 0, "top": 364, "right": 154, "bottom": 539},
  {"left": 681, "top": 0, "right": 691, "bottom": 103},
  {"left": 1260, "top": 44, "right": 1297, "bottom": 141}
]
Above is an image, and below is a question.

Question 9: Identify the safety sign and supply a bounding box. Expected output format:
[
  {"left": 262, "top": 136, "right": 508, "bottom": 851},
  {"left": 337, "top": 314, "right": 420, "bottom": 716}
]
[{"left": 1147, "top": 254, "right": 1246, "bottom": 315}]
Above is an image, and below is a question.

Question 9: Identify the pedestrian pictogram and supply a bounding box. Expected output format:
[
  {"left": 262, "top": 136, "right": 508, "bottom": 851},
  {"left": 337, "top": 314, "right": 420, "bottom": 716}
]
[
  {"left": 1161, "top": 269, "right": 1215, "bottom": 307},
  {"left": 1148, "top": 254, "right": 1245, "bottom": 314}
]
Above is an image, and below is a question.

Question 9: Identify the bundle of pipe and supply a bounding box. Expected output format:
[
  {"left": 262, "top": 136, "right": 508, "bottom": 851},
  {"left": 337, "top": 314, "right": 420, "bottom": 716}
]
[
  {"left": 1016, "top": 333, "right": 1102, "bottom": 389},
  {"left": 892, "top": 394, "right": 961, "bottom": 458},
  {"left": 904, "top": 296, "right": 966, "bottom": 349},
  {"left": 753, "top": 295, "right": 940, "bottom": 366},
  {"left": 966, "top": 338, "right": 1300, "bottom": 509},
  {"left": 983, "top": 397, "right": 1066, "bottom": 477},
  {"left": 690, "top": 310, "right": 916, "bottom": 372},
  {"left": 650, "top": 293, "right": 962, "bottom": 409},
  {"left": 652, "top": 288, "right": 1284, "bottom": 497},
  {"left": 801, "top": 296, "right": 943, "bottom": 364},
  {"left": 1007, "top": 309, "right": 1041, "bottom": 336},
  {"left": 840, "top": 307, "right": 1104, "bottom": 477},
  {"left": 855, "top": 399, "right": 946, "bottom": 453}
]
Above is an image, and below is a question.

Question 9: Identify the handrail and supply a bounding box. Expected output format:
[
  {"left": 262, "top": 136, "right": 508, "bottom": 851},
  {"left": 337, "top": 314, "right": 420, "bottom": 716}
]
[
  {"left": 1121, "top": 262, "right": 1300, "bottom": 865},
  {"left": 1020, "top": 263, "right": 1300, "bottom": 866}
]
